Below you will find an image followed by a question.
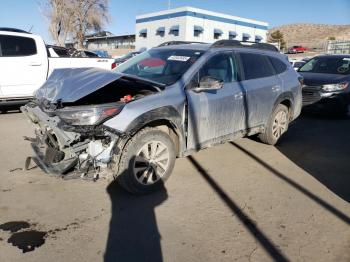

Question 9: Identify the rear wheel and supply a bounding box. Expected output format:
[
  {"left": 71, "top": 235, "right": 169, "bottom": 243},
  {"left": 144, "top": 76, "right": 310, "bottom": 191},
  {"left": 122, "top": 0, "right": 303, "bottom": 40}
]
[
  {"left": 259, "top": 104, "right": 289, "bottom": 145},
  {"left": 115, "top": 127, "right": 176, "bottom": 194}
]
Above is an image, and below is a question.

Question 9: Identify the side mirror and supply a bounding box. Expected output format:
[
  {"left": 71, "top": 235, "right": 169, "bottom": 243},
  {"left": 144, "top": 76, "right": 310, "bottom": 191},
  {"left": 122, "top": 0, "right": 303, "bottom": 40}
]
[{"left": 192, "top": 76, "right": 223, "bottom": 93}]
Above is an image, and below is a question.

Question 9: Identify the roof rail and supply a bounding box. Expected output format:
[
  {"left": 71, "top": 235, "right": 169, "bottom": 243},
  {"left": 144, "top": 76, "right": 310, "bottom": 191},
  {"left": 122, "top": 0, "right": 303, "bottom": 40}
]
[
  {"left": 211, "top": 40, "right": 279, "bottom": 52},
  {"left": 158, "top": 41, "right": 207, "bottom": 47},
  {"left": 0, "top": 27, "right": 30, "bottom": 34}
]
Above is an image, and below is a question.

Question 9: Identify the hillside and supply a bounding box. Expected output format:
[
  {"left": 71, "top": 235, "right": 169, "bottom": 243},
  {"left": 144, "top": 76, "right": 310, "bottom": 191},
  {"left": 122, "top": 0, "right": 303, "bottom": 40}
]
[{"left": 268, "top": 23, "right": 350, "bottom": 48}]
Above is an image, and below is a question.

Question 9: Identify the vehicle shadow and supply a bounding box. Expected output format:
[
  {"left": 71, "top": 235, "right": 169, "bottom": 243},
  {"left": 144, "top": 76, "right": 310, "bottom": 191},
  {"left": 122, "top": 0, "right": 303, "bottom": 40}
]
[
  {"left": 276, "top": 112, "right": 350, "bottom": 203},
  {"left": 104, "top": 178, "right": 167, "bottom": 262}
]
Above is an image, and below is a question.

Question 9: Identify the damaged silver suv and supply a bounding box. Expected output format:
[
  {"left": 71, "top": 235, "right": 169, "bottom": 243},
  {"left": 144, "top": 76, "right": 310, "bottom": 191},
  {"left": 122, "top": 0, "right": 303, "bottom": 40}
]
[{"left": 21, "top": 40, "right": 302, "bottom": 194}]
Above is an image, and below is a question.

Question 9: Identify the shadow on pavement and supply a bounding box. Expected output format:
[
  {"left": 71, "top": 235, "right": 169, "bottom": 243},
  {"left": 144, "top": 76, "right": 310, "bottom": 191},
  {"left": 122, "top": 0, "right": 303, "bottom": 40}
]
[
  {"left": 105, "top": 180, "right": 167, "bottom": 262},
  {"left": 276, "top": 113, "right": 350, "bottom": 203},
  {"left": 187, "top": 156, "right": 290, "bottom": 262},
  {"left": 230, "top": 141, "right": 350, "bottom": 225}
]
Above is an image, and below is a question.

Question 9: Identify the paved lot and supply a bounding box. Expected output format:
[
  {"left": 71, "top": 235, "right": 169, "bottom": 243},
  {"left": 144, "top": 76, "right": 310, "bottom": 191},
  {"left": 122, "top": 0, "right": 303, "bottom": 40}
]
[{"left": 0, "top": 111, "right": 349, "bottom": 262}]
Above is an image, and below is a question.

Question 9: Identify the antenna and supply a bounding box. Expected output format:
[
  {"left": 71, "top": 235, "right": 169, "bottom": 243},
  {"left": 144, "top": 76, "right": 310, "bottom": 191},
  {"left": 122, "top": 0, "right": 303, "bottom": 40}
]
[{"left": 28, "top": 25, "right": 33, "bottom": 33}]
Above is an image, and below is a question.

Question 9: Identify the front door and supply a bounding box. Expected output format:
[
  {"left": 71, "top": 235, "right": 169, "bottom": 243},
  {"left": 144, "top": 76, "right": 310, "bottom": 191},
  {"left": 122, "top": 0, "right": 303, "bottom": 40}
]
[{"left": 185, "top": 52, "right": 246, "bottom": 150}]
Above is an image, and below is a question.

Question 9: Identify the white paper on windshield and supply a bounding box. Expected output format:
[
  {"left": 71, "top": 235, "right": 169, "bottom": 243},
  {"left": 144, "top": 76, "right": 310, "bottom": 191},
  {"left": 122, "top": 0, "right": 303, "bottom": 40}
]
[
  {"left": 343, "top": 58, "right": 350, "bottom": 61},
  {"left": 167, "top": 56, "right": 190, "bottom": 62}
]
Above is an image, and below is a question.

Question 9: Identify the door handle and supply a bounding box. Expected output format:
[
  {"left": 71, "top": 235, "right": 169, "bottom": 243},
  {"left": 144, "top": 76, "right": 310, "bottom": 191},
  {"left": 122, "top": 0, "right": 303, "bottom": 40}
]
[
  {"left": 234, "top": 92, "right": 243, "bottom": 100},
  {"left": 29, "top": 62, "right": 42, "bottom": 66},
  {"left": 272, "top": 85, "right": 281, "bottom": 92}
]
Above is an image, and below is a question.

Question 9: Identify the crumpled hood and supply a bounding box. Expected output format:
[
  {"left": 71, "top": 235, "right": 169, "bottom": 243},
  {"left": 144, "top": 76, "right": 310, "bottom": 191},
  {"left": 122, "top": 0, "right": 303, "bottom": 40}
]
[
  {"left": 300, "top": 72, "right": 349, "bottom": 86},
  {"left": 35, "top": 67, "right": 122, "bottom": 103}
]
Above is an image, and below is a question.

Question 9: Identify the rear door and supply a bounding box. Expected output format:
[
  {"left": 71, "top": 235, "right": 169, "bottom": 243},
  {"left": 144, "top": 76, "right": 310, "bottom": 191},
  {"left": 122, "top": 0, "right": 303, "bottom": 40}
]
[
  {"left": 238, "top": 52, "right": 281, "bottom": 128},
  {"left": 0, "top": 33, "right": 48, "bottom": 98},
  {"left": 186, "top": 52, "right": 246, "bottom": 150}
]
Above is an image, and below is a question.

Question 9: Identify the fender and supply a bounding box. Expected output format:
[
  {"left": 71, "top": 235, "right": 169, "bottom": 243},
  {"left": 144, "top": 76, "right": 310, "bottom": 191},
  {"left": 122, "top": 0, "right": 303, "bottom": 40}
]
[
  {"left": 273, "top": 91, "right": 295, "bottom": 118},
  {"left": 123, "top": 106, "right": 186, "bottom": 155}
]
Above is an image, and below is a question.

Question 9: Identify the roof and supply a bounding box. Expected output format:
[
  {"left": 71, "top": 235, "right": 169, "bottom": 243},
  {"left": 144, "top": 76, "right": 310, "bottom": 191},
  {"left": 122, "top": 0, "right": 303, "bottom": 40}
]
[
  {"left": 0, "top": 27, "right": 30, "bottom": 34},
  {"left": 155, "top": 41, "right": 279, "bottom": 53},
  {"left": 85, "top": 34, "right": 135, "bottom": 41},
  {"left": 316, "top": 54, "right": 350, "bottom": 58},
  {"left": 156, "top": 43, "right": 211, "bottom": 51},
  {"left": 136, "top": 6, "right": 268, "bottom": 30}
]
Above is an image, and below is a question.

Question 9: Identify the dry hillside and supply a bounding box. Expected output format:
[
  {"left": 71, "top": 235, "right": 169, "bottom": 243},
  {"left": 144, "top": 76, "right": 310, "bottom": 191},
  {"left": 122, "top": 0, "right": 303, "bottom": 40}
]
[{"left": 268, "top": 23, "right": 350, "bottom": 49}]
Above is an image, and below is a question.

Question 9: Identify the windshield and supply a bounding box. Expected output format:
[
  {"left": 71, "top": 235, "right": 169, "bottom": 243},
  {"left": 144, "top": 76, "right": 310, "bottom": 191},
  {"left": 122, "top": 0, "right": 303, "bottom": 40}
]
[
  {"left": 299, "top": 56, "right": 350, "bottom": 75},
  {"left": 113, "top": 48, "right": 204, "bottom": 85}
]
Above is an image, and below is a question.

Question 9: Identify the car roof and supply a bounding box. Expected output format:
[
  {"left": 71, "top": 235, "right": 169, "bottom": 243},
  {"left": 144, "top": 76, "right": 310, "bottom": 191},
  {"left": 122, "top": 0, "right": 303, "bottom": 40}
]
[
  {"left": 156, "top": 43, "right": 211, "bottom": 51},
  {"left": 315, "top": 54, "right": 350, "bottom": 59},
  {"left": 154, "top": 43, "right": 282, "bottom": 55}
]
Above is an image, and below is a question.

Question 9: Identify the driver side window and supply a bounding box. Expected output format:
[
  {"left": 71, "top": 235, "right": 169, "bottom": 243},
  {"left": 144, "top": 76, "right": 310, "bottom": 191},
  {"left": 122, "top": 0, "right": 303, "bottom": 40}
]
[{"left": 199, "top": 53, "right": 237, "bottom": 83}]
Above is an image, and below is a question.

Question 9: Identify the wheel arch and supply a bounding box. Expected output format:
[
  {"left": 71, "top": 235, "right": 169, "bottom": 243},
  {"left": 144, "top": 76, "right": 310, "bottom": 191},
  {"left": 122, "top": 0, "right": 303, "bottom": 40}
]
[
  {"left": 273, "top": 92, "right": 295, "bottom": 120},
  {"left": 124, "top": 106, "right": 185, "bottom": 157}
]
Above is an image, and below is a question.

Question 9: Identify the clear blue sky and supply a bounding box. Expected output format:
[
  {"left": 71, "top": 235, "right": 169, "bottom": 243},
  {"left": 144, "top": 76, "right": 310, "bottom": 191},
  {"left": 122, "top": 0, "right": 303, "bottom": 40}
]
[{"left": 1, "top": 0, "right": 349, "bottom": 44}]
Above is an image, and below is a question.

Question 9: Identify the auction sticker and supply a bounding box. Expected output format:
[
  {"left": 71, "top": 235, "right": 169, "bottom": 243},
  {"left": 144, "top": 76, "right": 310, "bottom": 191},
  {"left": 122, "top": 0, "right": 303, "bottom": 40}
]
[{"left": 168, "top": 56, "right": 190, "bottom": 62}]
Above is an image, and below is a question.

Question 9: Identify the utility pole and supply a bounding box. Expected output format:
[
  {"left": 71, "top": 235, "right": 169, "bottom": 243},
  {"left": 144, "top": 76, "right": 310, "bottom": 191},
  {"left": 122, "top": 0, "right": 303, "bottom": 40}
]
[{"left": 168, "top": 0, "right": 171, "bottom": 9}]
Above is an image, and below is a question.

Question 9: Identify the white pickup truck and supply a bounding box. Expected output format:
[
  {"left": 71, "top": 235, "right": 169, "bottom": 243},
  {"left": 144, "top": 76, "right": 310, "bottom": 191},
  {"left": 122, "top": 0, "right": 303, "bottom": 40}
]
[{"left": 0, "top": 28, "right": 116, "bottom": 108}]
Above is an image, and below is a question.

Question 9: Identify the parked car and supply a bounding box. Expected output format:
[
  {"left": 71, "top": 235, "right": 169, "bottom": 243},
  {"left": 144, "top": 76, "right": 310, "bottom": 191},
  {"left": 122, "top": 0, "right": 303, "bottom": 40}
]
[
  {"left": 114, "top": 51, "right": 141, "bottom": 66},
  {"left": 47, "top": 45, "right": 72, "bottom": 57},
  {"left": 0, "top": 28, "right": 116, "bottom": 108},
  {"left": 71, "top": 49, "right": 100, "bottom": 58},
  {"left": 92, "top": 50, "right": 109, "bottom": 58},
  {"left": 21, "top": 40, "right": 302, "bottom": 194},
  {"left": 298, "top": 54, "right": 350, "bottom": 114},
  {"left": 288, "top": 45, "right": 307, "bottom": 54},
  {"left": 290, "top": 60, "right": 306, "bottom": 70}
]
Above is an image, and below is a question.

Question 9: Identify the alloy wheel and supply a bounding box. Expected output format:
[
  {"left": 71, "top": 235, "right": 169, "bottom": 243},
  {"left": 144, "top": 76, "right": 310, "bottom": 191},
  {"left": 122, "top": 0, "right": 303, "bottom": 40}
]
[{"left": 133, "top": 140, "right": 170, "bottom": 185}]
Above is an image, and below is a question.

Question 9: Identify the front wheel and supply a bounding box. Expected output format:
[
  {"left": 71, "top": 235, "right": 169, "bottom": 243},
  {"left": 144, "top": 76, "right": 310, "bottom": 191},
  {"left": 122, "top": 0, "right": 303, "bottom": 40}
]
[
  {"left": 259, "top": 104, "right": 289, "bottom": 145},
  {"left": 115, "top": 127, "right": 176, "bottom": 194}
]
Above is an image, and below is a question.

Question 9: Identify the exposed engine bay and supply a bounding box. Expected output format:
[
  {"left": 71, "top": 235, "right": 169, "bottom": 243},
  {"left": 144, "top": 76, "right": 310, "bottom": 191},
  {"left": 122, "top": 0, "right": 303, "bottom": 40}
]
[{"left": 21, "top": 68, "right": 161, "bottom": 181}]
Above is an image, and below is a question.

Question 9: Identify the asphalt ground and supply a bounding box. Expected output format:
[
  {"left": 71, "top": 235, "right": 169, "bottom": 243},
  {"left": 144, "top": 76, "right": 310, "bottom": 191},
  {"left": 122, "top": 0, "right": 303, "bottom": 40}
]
[{"left": 0, "top": 110, "right": 349, "bottom": 262}]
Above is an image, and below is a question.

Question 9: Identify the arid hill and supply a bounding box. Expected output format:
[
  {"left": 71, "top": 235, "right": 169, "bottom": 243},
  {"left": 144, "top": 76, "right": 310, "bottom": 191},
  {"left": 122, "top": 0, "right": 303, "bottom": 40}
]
[{"left": 268, "top": 23, "right": 350, "bottom": 48}]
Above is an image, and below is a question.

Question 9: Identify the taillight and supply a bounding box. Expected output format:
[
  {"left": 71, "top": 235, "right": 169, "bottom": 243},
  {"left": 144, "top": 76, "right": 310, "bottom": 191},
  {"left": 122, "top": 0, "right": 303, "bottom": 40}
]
[{"left": 111, "top": 62, "right": 117, "bottom": 69}]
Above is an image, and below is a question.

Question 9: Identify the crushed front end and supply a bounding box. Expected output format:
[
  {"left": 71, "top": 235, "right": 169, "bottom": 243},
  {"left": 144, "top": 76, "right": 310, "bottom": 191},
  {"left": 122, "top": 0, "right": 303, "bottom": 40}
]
[{"left": 21, "top": 101, "right": 122, "bottom": 180}]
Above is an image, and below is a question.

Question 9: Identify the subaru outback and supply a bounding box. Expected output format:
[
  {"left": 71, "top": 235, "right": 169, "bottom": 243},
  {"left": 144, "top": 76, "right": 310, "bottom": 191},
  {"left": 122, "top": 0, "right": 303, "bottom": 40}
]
[{"left": 21, "top": 40, "right": 302, "bottom": 194}]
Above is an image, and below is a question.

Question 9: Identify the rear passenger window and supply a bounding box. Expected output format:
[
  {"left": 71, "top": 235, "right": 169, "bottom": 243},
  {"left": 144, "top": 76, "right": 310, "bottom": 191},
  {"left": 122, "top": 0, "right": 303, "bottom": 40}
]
[
  {"left": 0, "top": 35, "right": 37, "bottom": 57},
  {"left": 240, "top": 53, "right": 275, "bottom": 80},
  {"left": 269, "top": 57, "right": 288, "bottom": 74}
]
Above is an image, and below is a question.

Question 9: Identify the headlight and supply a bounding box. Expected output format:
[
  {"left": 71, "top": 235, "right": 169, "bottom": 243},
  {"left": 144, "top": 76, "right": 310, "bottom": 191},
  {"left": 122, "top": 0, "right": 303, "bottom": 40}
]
[
  {"left": 56, "top": 104, "right": 122, "bottom": 126},
  {"left": 322, "top": 82, "right": 348, "bottom": 92}
]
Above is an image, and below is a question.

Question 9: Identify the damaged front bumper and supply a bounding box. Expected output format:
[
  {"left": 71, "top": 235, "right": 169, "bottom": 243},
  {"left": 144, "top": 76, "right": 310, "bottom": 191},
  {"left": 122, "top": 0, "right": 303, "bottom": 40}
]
[{"left": 21, "top": 103, "right": 121, "bottom": 180}]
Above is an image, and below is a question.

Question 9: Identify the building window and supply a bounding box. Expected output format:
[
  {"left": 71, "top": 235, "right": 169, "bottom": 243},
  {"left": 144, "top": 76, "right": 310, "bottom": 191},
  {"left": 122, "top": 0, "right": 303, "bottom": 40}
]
[
  {"left": 194, "top": 25, "right": 203, "bottom": 37},
  {"left": 229, "top": 31, "right": 237, "bottom": 40},
  {"left": 156, "top": 27, "right": 165, "bottom": 37},
  {"left": 255, "top": 35, "right": 263, "bottom": 43},
  {"left": 139, "top": 29, "right": 147, "bottom": 38},
  {"left": 242, "top": 33, "right": 251, "bottom": 42},
  {"left": 169, "top": 25, "right": 179, "bottom": 36},
  {"left": 214, "top": 29, "right": 223, "bottom": 40}
]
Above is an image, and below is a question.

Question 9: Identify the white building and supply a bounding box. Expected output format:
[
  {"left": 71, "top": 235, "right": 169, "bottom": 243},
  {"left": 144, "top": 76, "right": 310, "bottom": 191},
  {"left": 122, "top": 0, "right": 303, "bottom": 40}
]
[{"left": 135, "top": 6, "right": 269, "bottom": 50}]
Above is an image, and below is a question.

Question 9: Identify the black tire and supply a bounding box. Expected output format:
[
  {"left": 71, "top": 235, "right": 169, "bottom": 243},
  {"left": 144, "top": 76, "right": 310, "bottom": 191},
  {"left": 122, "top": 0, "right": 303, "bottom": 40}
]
[
  {"left": 115, "top": 127, "right": 176, "bottom": 194},
  {"left": 259, "top": 104, "right": 289, "bottom": 145}
]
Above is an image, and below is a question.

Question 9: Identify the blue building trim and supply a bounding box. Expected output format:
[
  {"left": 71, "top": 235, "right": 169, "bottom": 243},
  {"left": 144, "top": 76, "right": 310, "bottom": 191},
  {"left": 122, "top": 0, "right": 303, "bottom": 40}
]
[{"left": 136, "top": 11, "right": 268, "bottom": 30}]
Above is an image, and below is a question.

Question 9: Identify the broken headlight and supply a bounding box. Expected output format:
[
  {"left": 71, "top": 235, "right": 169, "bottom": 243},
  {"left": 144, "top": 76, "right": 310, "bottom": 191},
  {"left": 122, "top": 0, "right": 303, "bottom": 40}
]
[{"left": 55, "top": 104, "right": 122, "bottom": 126}]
